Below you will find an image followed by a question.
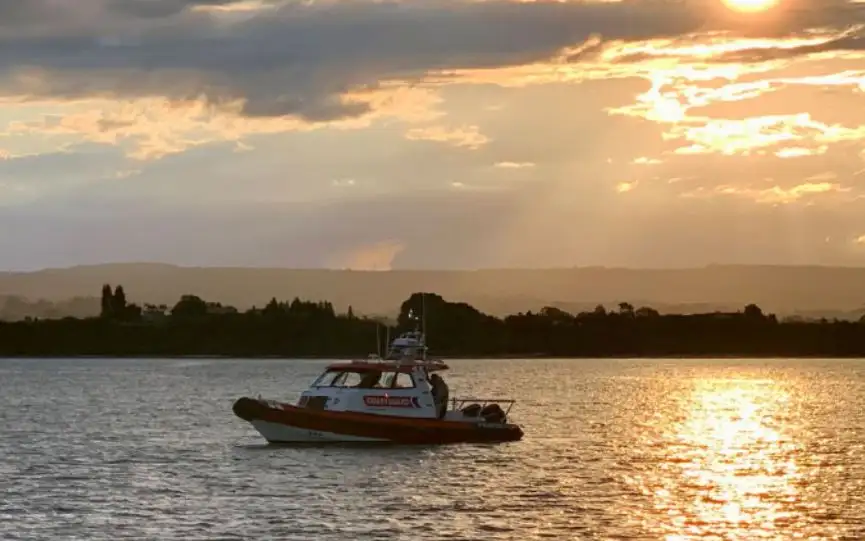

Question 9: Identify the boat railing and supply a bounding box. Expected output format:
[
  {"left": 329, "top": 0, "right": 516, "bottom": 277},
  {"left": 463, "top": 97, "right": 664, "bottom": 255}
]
[
  {"left": 257, "top": 395, "right": 286, "bottom": 409},
  {"left": 348, "top": 356, "right": 446, "bottom": 369},
  {"left": 450, "top": 397, "right": 516, "bottom": 416}
]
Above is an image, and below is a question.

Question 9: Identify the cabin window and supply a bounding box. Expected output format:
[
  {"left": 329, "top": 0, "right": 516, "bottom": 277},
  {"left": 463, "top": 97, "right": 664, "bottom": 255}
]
[
  {"left": 312, "top": 370, "right": 343, "bottom": 387},
  {"left": 378, "top": 371, "right": 415, "bottom": 388},
  {"left": 331, "top": 371, "right": 365, "bottom": 387},
  {"left": 312, "top": 368, "right": 415, "bottom": 388},
  {"left": 313, "top": 369, "right": 367, "bottom": 387},
  {"left": 393, "top": 372, "right": 415, "bottom": 388}
]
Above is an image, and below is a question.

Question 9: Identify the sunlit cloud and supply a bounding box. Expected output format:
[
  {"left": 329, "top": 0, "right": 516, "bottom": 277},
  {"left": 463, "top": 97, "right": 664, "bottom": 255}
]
[
  {"left": 494, "top": 161, "right": 536, "bottom": 169},
  {"left": 330, "top": 240, "right": 406, "bottom": 271},
  {"left": 668, "top": 114, "right": 838, "bottom": 156},
  {"left": 682, "top": 181, "right": 851, "bottom": 204},
  {"left": 404, "top": 124, "right": 489, "bottom": 149},
  {"left": 633, "top": 157, "right": 663, "bottom": 165},
  {"left": 775, "top": 146, "right": 824, "bottom": 158},
  {"left": 1, "top": 98, "right": 304, "bottom": 161},
  {"left": 448, "top": 180, "right": 502, "bottom": 192},
  {"left": 110, "top": 169, "right": 141, "bottom": 180},
  {"left": 615, "top": 74, "right": 865, "bottom": 158},
  {"left": 331, "top": 178, "right": 357, "bottom": 188},
  {"left": 600, "top": 32, "right": 843, "bottom": 64},
  {"left": 805, "top": 172, "right": 839, "bottom": 182},
  {"left": 0, "top": 86, "right": 443, "bottom": 160},
  {"left": 616, "top": 181, "right": 639, "bottom": 193},
  {"left": 190, "top": 0, "right": 276, "bottom": 13}
]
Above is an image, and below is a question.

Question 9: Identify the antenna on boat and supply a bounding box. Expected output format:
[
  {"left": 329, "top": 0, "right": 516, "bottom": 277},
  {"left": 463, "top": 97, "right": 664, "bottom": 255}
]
[
  {"left": 422, "top": 292, "right": 427, "bottom": 360},
  {"left": 376, "top": 320, "right": 381, "bottom": 358}
]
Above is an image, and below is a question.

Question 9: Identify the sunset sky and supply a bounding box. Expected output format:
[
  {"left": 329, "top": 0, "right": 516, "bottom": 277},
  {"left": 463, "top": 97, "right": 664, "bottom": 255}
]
[{"left": 2, "top": 0, "right": 865, "bottom": 271}]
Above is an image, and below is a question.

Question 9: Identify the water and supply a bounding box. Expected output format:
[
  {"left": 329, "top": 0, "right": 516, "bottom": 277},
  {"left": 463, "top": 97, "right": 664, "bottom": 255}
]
[{"left": 2, "top": 357, "right": 865, "bottom": 540}]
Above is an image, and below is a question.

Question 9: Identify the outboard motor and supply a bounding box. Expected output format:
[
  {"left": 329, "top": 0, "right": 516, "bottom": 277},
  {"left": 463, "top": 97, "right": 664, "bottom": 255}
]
[
  {"left": 480, "top": 403, "right": 506, "bottom": 423},
  {"left": 461, "top": 403, "right": 482, "bottom": 417}
]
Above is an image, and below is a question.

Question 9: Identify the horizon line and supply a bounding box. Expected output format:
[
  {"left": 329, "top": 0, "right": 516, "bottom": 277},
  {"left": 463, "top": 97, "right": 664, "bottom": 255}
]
[{"left": 5, "top": 261, "right": 865, "bottom": 274}]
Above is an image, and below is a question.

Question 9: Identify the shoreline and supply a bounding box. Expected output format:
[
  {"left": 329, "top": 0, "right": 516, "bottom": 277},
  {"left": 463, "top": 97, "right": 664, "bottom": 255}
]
[{"left": 2, "top": 353, "right": 863, "bottom": 360}]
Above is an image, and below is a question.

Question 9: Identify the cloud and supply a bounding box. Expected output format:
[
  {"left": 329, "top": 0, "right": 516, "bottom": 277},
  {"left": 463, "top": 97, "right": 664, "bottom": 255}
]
[
  {"left": 704, "top": 30, "right": 865, "bottom": 64},
  {"left": 331, "top": 178, "right": 357, "bottom": 188},
  {"left": 2, "top": 0, "right": 862, "bottom": 124},
  {"left": 331, "top": 240, "right": 406, "bottom": 271},
  {"left": 775, "top": 146, "right": 824, "bottom": 158},
  {"left": 670, "top": 113, "right": 830, "bottom": 155},
  {"left": 633, "top": 157, "right": 663, "bottom": 165},
  {"left": 605, "top": 61, "right": 865, "bottom": 159},
  {"left": 5, "top": 1, "right": 865, "bottom": 271},
  {"left": 0, "top": 0, "right": 690, "bottom": 122},
  {"left": 1, "top": 0, "right": 864, "bottom": 189},
  {"left": 1, "top": 86, "right": 443, "bottom": 160},
  {"left": 681, "top": 180, "right": 851, "bottom": 204},
  {"left": 616, "top": 181, "right": 639, "bottom": 193},
  {"left": 494, "top": 161, "right": 535, "bottom": 169},
  {"left": 404, "top": 124, "right": 489, "bottom": 149}
]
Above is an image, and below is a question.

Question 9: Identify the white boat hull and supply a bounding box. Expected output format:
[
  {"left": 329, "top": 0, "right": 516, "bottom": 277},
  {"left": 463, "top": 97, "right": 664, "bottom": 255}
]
[{"left": 250, "top": 420, "right": 388, "bottom": 443}]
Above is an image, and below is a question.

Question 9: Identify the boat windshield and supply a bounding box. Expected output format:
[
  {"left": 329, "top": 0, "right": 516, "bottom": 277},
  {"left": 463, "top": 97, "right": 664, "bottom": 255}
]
[{"left": 312, "top": 369, "right": 416, "bottom": 389}]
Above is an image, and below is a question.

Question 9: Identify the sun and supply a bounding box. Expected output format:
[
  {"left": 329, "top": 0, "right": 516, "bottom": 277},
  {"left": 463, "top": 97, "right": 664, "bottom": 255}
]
[{"left": 721, "top": 0, "right": 778, "bottom": 12}]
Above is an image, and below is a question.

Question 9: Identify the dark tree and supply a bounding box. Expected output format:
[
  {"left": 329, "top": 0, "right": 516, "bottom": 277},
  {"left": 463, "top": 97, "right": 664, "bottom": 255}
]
[
  {"left": 618, "top": 302, "right": 635, "bottom": 317},
  {"left": 113, "top": 285, "right": 127, "bottom": 316},
  {"left": 636, "top": 306, "right": 660, "bottom": 318},
  {"left": 171, "top": 295, "right": 209, "bottom": 319},
  {"left": 744, "top": 303, "right": 764, "bottom": 320},
  {"left": 100, "top": 284, "right": 114, "bottom": 318},
  {"left": 262, "top": 298, "right": 281, "bottom": 318},
  {"left": 125, "top": 303, "right": 143, "bottom": 321}
]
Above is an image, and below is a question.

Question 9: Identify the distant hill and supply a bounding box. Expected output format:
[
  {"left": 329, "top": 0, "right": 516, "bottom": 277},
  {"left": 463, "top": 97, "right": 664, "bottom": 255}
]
[{"left": 2, "top": 263, "right": 865, "bottom": 321}]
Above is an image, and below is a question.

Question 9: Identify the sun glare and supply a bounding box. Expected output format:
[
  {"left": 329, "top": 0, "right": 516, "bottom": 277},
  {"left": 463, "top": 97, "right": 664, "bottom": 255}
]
[
  {"left": 648, "top": 379, "right": 803, "bottom": 537},
  {"left": 722, "top": 0, "right": 778, "bottom": 13}
]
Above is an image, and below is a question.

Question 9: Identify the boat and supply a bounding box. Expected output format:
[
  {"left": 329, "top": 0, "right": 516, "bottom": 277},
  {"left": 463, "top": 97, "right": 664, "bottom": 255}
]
[{"left": 232, "top": 329, "right": 524, "bottom": 444}]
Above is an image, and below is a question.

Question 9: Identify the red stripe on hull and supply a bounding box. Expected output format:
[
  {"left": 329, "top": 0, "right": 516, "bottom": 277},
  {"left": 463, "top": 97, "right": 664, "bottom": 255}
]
[{"left": 232, "top": 397, "right": 524, "bottom": 444}]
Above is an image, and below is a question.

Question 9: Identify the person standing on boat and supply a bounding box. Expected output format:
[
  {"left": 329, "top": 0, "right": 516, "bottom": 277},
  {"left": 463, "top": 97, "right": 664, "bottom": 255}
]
[
  {"left": 429, "top": 372, "right": 449, "bottom": 418},
  {"left": 358, "top": 371, "right": 381, "bottom": 388}
]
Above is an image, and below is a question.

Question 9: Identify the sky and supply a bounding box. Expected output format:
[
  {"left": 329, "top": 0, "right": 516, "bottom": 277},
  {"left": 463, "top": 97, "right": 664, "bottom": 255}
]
[{"left": 1, "top": 0, "right": 865, "bottom": 271}]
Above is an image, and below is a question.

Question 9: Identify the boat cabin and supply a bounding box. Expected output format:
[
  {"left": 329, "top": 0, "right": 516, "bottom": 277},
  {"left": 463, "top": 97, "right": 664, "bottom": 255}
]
[
  {"left": 298, "top": 356, "right": 450, "bottom": 419},
  {"left": 294, "top": 331, "right": 452, "bottom": 418},
  {"left": 294, "top": 331, "right": 513, "bottom": 424}
]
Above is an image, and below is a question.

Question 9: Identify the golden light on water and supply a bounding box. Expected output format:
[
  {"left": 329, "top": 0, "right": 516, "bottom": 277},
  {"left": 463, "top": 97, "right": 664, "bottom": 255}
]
[
  {"left": 652, "top": 379, "right": 804, "bottom": 538},
  {"left": 722, "top": 0, "right": 779, "bottom": 13}
]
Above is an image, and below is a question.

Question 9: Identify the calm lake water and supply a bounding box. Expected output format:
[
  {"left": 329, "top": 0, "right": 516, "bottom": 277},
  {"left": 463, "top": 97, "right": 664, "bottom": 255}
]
[{"left": 2, "top": 357, "right": 865, "bottom": 540}]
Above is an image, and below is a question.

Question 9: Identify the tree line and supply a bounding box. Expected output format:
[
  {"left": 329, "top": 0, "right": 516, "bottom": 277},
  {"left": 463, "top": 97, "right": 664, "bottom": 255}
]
[{"left": 1, "top": 286, "right": 865, "bottom": 357}]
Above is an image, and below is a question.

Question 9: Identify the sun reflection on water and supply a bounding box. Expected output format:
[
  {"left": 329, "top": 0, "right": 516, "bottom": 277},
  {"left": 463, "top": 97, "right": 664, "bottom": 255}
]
[{"left": 653, "top": 379, "right": 804, "bottom": 539}]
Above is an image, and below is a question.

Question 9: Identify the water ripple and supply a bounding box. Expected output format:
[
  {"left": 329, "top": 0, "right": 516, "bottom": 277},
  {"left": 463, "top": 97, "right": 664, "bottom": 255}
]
[{"left": 1, "top": 357, "right": 864, "bottom": 539}]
